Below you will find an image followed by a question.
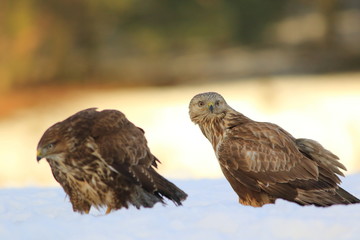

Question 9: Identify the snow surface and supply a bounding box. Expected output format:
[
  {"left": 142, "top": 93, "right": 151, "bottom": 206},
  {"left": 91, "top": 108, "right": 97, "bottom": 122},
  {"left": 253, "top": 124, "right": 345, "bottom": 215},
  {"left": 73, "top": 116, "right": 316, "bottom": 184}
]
[{"left": 1, "top": 175, "right": 360, "bottom": 240}]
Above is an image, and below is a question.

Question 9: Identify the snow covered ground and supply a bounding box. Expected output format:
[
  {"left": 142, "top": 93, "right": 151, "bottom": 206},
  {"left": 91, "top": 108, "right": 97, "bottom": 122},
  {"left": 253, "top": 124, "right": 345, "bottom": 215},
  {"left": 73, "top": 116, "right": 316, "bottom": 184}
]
[{"left": 1, "top": 175, "right": 360, "bottom": 240}]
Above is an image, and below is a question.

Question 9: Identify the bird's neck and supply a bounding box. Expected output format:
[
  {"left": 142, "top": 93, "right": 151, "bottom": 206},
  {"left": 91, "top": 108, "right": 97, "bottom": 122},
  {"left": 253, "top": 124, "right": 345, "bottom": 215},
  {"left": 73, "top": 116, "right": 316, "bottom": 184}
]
[
  {"left": 199, "top": 116, "right": 226, "bottom": 150},
  {"left": 199, "top": 109, "right": 251, "bottom": 150}
]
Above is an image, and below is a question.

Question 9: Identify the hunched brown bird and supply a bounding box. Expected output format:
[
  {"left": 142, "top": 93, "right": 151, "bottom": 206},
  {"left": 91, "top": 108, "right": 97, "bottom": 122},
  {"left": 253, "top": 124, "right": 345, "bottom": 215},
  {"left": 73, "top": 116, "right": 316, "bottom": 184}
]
[
  {"left": 37, "top": 108, "right": 187, "bottom": 214},
  {"left": 189, "top": 92, "right": 359, "bottom": 207}
]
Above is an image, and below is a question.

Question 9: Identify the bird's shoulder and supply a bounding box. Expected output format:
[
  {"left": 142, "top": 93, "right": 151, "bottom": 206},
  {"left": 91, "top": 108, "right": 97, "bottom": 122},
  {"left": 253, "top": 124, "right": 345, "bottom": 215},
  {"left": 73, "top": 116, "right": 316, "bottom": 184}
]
[
  {"left": 62, "top": 108, "right": 142, "bottom": 137},
  {"left": 223, "top": 121, "right": 297, "bottom": 152},
  {"left": 85, "top": 109, "right": 156, "bottom": 168}
]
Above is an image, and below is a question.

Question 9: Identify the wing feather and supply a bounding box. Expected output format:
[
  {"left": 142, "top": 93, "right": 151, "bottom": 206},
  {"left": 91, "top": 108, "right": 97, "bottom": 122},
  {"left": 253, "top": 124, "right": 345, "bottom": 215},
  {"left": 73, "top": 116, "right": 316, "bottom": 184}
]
[
  {"left": 87, "top": 109, "right": 162, "bottom": 195},
  {"left": 218, "top": 122, "right": 319, "bottom": 185},
  {"left": 296, "top": 138, "right": 346, "bottom": 176},
  {"left": 90, "top": 109, "right": 157, "bottom": 168}
]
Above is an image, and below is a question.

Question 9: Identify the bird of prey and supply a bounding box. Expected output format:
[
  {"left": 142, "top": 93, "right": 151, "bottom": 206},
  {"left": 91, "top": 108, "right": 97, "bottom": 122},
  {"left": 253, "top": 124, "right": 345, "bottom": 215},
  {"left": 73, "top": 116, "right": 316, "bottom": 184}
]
[
  {"left": 189, "top": 92, "right": 359, "bottom": 207},
  {"left": 37, "top": 108, "right": 187, "bottom": 214}
]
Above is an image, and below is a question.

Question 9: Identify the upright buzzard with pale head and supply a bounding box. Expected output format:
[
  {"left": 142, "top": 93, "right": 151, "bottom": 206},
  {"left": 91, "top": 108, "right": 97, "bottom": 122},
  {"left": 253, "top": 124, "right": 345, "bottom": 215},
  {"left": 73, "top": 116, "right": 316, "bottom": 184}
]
[
  {"left": 189, "top": 92, "right": 359, "bottom": 207},
  {"left": 37, "top": 108, "right": 187, "bottom": 214}
]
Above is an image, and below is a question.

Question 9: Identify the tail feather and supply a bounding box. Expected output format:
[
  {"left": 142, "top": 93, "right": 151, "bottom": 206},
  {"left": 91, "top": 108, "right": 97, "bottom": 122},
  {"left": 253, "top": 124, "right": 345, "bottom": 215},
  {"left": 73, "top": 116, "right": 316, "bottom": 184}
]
[
  {"left": 336, "top": 187, "right": 360, "bottom": 204},
  {"left": 129, "top": 166, "right": 187, "bottom": 207},
  {"left": 151, "top": 169, "right": 188, "bottom": 205},
  {"left": 130, "top": 186, "right": 165, "bottom": 209},
  {"left": 295, "top": 187, "right": 360, "bottom": 207}
]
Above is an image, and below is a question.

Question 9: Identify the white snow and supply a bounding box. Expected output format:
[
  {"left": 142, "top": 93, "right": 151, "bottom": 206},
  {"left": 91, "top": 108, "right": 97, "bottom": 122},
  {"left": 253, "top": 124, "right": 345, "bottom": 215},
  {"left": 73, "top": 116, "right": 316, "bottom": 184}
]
[{"left": 1, "top": 175, "right": 360, "bottom": 240}]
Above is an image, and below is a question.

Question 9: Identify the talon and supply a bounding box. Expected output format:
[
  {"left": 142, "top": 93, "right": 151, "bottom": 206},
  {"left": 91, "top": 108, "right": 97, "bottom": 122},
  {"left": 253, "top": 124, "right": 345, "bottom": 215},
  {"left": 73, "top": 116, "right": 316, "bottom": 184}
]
[{"left": 105, "top": 207, "right": 111, "bottom": 214}]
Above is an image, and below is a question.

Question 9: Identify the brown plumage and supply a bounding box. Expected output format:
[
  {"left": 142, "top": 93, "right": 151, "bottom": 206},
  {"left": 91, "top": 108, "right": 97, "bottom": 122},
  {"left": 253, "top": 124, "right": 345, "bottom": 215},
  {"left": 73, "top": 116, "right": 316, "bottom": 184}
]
[
  {"left": 189, "top": 92, "right": 359, "bottom": 207},
  {"left": 37, "top": 108, "right": 187, "bottom": 214}
]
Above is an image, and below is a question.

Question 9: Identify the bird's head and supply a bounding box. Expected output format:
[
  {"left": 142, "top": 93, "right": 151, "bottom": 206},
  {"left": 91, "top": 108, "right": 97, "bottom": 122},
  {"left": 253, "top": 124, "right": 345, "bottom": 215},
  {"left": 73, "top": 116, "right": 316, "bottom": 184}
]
[
  {"left": 189, "top": 92, "right": 228, "bottom": 124},
  {"left": 36, "top": 123, "right": 66, "bottom": 162}
]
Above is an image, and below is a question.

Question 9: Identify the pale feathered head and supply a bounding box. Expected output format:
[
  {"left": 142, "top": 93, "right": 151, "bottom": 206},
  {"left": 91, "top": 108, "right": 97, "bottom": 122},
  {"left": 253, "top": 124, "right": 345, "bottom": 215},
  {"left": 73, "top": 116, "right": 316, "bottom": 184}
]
[{"left": 189, "top": 92, "right": 230, "bottom": 124}]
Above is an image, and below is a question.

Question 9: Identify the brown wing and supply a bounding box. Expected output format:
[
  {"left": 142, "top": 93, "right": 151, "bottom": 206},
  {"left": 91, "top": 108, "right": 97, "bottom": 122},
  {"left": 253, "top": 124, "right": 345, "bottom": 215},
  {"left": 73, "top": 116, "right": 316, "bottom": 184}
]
[
  {"left": 51, "top": 108, "right": 157, "bottom": 168},
  {"left": 217, "top": 122, "right": 319, "bottom": 190},
  {"left": 294, "top": 138, "right": 346, "bottom": 187},
  {"left": 54, "top": 108, "right": 159, "bottom": 192},
  {"left": 90, "top": 109, "right": 157, "bottom": 168},
  {"left": 86, "top": 109, "right": 187, "bottom": 205},
  {"left": 84, "top": 109, "right": 161, "bottom": 193}
]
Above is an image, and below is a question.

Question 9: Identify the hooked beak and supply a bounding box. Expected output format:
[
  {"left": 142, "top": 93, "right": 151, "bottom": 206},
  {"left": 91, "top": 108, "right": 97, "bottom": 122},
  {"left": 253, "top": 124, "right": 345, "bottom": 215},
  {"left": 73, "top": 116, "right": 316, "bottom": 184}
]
[
  {"left": 36, "top": 149, "right": 43, "bottom": 162},
  {"left": 208, "top": 102, "right": 214, "bottom": 113}
]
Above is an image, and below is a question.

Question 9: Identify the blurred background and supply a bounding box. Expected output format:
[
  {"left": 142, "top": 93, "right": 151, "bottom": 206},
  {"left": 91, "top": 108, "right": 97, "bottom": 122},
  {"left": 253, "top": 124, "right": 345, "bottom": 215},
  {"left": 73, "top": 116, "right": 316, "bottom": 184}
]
[{"left": 0, "top": 0, "right": 359, "bottom": 187}]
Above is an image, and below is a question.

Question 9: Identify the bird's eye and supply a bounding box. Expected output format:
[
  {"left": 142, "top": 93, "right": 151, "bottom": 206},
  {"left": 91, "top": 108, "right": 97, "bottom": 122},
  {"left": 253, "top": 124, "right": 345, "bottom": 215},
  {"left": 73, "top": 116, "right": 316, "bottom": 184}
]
[
  {"left": 198, "top": 101, "right": 204, "bottom": 107},
  {"left": 46, "top": 143, "right": 54, "bottom": 150},
  {"left": 215, "top": 100, "right": 220, "bottom": 106}
]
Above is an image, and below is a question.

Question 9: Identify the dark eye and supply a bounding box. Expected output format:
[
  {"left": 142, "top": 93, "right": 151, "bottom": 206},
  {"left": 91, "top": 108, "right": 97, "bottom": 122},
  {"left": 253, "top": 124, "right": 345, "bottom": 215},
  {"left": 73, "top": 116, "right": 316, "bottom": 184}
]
[
  {"left": 46, "top": 143, "right": 54, "bottom": 150},
  {"left": 198, "top": 101, "right": 204, "bottom": 107},
  {"left": 215, "top": 100, "right": 220, "bottom": 106}
]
